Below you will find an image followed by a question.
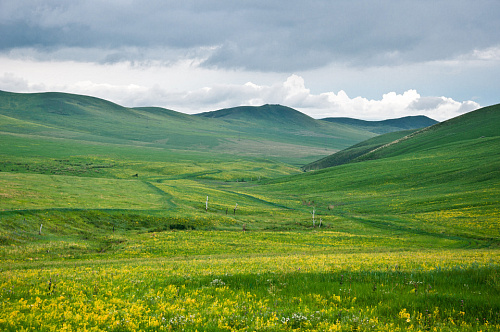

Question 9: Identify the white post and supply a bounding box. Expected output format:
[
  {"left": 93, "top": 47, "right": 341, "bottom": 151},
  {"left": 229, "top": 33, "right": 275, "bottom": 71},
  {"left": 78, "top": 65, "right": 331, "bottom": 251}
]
[
  {"left": 205, "top": 196, "right": 209, "bottom": 212},
  {"left": 312, "top": 208, "right": 315, "bottom": 228},
  {"left": 39, "top": 223, "right": 43, "bottom": 235},
  {"left": 319, "top": 218, "right": 322, "bottom": 228}
]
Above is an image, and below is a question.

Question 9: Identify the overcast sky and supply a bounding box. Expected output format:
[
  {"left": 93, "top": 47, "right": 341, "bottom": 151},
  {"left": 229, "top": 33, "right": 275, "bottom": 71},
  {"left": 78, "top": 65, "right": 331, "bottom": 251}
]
[{"left": 1, "top": 0, "right": 499, "bottom": 121}]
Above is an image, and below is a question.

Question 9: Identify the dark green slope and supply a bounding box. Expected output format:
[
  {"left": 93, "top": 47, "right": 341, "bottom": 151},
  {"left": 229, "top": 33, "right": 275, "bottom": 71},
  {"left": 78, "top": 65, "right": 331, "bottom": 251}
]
[
  {"left": 304, "top": 104, "right": 499, "bottom": 170},
  {"left": 301, "top": 129, "right": 417, "bottom": 171},
  {"left": 0, "top": 90, "right": 229, "bottom": 148},
  {"left": 321, "top": 115, "right": 438, "bottom": 134},
  {"left": 254, "top": 104, "right": 500, "bottom": 240},
  {"left": 356, "top": 103, "right": 500, "bottom": 162},
  {"left": 132, "top": 106, "right": 195, "bottom": 121}
]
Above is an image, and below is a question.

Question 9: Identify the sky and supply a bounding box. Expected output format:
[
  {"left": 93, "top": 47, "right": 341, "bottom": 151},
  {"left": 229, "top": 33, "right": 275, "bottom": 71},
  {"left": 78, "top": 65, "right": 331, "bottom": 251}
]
[{"left": 0, "top": 1, "right": 499, "bottom": 121}]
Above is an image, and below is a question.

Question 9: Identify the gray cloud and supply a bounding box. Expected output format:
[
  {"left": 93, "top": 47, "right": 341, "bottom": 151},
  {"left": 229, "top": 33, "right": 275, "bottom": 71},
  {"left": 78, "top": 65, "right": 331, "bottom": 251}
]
[
  {"left": 408, "top": 97, "right": 447, "bottom": 111},
  {"left": 1, "top": 1, "right": 499, "bottom": 71}
]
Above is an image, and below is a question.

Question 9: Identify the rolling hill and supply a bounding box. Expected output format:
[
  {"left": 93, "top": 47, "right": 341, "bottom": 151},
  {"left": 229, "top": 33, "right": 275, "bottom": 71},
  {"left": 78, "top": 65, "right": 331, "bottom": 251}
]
[
  {"left": 0, "top": 90, "right": 429, "bottom": 165},
  {"left": 196, "top": 104, "right": 320, "bottom": 127},
  {"left": 194, "top": 104, "right": 387, "bottom": 162},
  {"left": 354, "top": 103, "right": 500, "bottom": 162}
]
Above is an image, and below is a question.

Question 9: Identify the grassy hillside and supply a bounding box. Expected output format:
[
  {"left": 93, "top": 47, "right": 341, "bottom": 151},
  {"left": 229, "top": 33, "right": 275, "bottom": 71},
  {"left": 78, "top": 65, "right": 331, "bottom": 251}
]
[
  {"left": 0, "top": 90, "right": 224, "bottom": 147},
  {"left": 1, "top": 100, "right": 497, "bottom": 242},
  {"left": 196, "top": 104, "right": 320, "bottom": 127},
  {"left": 305, "top": 104, "right": 499, "bottom": 171},
  {"left": 356, "top": 103, "right": 500, "bottom": 162},
  {"left": 321, "top": 115, "right": 438, "bottom": 134},
  {"left": 302, "top": 129, "right": 417, "bottom": 171}
]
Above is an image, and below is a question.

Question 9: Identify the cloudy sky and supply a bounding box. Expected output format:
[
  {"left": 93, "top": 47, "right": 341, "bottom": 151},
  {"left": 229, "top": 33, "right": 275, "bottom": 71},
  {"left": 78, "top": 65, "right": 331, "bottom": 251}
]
[{"left": 1, "top": 1, "right": 499, "bottom": 121}]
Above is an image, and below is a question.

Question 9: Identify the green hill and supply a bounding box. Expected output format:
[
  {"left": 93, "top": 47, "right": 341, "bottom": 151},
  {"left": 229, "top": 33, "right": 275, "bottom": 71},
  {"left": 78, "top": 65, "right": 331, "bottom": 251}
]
[
  {"left": 0, "top": 89, "right": 498, "bottom": 332},
  {"left": 0, "top": 90, "right": 219, "bottom": 146},
  {"left": 194, "top": 104, "right": 380, "bottom": 161},
  {"left": 301, "top": 129, "right": 417, "bottom": 171},
  {"left": 196, "top": 104, "right": 320, "bottom": 127},
  {"left": 355, "top": 103, "right": 500, "bottom": 162},
  {"left": 321, "top": 115, "right": 438, "bottom": 134},
  {"left": 2, "top": 90, "right": 497, "bottom": 242}
]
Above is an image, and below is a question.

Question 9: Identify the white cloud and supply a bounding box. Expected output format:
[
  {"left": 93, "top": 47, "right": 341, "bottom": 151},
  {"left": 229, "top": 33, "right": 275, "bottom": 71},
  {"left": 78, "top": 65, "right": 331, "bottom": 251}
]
[
  {"left": 0, "top": 73, "right": 30, "bottom": 91},
  {"left": 73, "top": 75, "right": 482, "bottom": 121}
]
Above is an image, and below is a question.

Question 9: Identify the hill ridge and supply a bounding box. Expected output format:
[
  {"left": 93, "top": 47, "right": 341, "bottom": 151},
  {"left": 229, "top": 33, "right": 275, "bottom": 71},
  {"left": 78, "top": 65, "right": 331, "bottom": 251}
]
[
  {"left": 195, "top": 104, "right": 319, "bottom": 127},
  {"left": 0, "top": 89, "right": 455, "bottom": 164},
  {"left": 303, "top": 103, "right": 500, "bottom": 170}
]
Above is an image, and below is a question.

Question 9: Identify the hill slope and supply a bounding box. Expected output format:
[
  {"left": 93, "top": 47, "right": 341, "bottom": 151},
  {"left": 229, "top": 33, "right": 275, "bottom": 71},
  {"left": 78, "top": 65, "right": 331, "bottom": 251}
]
[
  {"left": 356, "top": 103, "right": 500, "bottom": 162},
  {"left": 196, "top": 104, "right": 320, "bottom": 127},
  {"left": 301, "top": 129, "right": 417, "bottom": 171},
  {"left": 0, "top": 90, "right": 216, "bottom": 145},
  {"left": 304, "top": 104, "right": 499, "bottom": 170}
]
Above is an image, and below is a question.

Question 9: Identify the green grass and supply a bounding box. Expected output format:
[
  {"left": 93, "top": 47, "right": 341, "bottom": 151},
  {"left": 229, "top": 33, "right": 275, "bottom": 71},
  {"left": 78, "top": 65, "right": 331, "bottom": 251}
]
[
  {"left": 254, "top": 136, "right": 500, "bottom": 241},
  {"left": 356, "top": 103, "right": 500, "bottom": 162}
]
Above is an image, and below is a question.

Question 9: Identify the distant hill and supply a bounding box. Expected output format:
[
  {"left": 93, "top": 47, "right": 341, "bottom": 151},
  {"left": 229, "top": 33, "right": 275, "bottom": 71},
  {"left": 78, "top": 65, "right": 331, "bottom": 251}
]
[
  {"left": 0, "top": 90, "right": 459, "bottom": 165},
  {"left": 0, "top": 91, "right": 377, "bottom": 164},
  {"left": 321, "top": 115, "right": 438, "bottom": 134},
  {"left": 0, "top": 90, "right": 217, "bottom": 146},
  {"left": 196, "top": 104, "right": 319, "bottom": 128},
  {"left": 303, "top": 103, "right": 500, "bottom": 170}
]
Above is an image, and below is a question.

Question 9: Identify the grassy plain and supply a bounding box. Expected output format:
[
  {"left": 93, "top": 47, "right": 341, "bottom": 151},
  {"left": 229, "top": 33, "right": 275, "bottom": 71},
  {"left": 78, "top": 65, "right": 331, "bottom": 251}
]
[{"left": 0, "top": 94, "right": 499, "bottom": 331}]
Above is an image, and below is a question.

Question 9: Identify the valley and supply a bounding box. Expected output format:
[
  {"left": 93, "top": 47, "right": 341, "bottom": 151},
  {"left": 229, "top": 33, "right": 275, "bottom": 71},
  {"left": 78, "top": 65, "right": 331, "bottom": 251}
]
[{"left": 0, "top": 91, "right": 498, "bottom": 331}]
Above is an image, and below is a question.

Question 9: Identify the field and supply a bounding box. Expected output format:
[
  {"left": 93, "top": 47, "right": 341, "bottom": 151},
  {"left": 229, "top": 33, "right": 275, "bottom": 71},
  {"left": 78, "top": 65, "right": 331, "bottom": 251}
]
[{"left": 0, "top": 93, "right": 499, "bottom": 331}]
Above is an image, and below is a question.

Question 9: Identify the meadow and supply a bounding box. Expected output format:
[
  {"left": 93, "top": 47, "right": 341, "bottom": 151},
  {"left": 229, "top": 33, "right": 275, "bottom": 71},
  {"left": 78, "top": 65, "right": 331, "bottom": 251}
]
[
  {"left": 1, "top": 234, "right": 499, "bottom": 331},
  {"left": 0, "top": 94, "right": 499, "bottom": 331}
]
